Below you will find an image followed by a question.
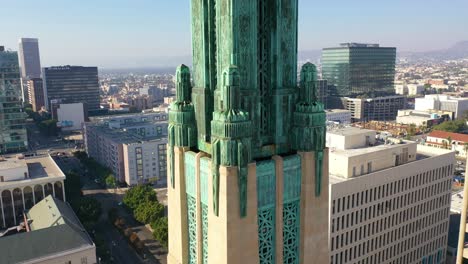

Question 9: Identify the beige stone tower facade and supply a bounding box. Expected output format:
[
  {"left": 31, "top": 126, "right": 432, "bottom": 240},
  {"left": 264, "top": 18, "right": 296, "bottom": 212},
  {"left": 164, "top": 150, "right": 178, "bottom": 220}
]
[{"left": 167, "top": 147, "right": 329, "bottom": 264}]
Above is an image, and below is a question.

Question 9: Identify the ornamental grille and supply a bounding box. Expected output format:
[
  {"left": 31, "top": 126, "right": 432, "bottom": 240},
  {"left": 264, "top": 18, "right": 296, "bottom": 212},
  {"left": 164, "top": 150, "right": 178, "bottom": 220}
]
[
  {"left": 202, "top": 204, "right": 209, "bottom": 264},
  {"left": 258, "top": 208, "right": 275, "bottom": 264},
  {"left": 283, "top": 201, "right": 300, "bottom": 264},
  {"left": 187, "top": 195, "right": 197, "bottom": 264}
]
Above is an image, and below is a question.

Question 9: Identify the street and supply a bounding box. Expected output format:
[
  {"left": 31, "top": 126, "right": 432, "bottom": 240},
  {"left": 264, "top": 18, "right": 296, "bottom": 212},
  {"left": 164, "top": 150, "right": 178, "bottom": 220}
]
[{"left": 27, "top": 121, "right": 168, "bottom": 263}]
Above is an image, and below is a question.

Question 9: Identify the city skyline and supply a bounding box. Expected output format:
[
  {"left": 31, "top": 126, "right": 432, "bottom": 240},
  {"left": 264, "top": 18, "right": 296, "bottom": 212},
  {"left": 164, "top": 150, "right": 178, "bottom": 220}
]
[{"left": 1, "top": 0, "right": 467, "bottom": 68}]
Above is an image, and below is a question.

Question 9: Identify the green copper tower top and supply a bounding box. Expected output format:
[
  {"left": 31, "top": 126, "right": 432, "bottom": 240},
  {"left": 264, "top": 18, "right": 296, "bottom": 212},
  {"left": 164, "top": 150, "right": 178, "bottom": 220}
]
[{"left": 189, "top": 0, "right": 300, "bottom": 158}]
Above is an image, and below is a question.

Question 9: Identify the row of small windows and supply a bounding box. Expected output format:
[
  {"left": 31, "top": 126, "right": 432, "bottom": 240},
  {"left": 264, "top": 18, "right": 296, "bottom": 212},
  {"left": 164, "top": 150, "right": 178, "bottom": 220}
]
[
  {"left": 331, "top": 221, "right": 447, "bottom": 264},
  {"left": 332, "top": 180, "right": 451, "bottom": 233},
  {"left": 332, "top": 165, "right": 452, "bottom": 215},
  {"left": 331, "top": 198, "right": 450, "bottom": 251}
]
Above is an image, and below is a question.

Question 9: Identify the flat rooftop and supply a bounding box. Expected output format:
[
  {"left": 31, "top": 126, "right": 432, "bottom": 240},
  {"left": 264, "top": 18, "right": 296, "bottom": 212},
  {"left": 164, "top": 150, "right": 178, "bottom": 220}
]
[
  {"left": 329, "top": 144, "right": 454, "bottom": 184},
  {"left": 330, "top": 140, "right": 414, "bottom": 158},
  {"left": 0, "top": 155, "right": 65, "bottom": 186},
  {"left": 327, "top": 127, "right": 374, "bottom": 137}
]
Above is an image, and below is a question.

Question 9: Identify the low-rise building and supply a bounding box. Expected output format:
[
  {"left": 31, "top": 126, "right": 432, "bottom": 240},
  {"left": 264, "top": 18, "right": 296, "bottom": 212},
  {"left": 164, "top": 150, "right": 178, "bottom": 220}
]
[
  {"left": 0, "top": 154, "right": 65, "bottom": 228},
  {"left": 426, "top": 130, "right": 468, "bottom": 158},
  {"left": 396, "top": 109, "right": 451, "bottom": 127},
  {"left": 328, "top": 127, "right": 454, "bottom": 263},
  {"left": 56, "top": 103, "right": 86, "bottom": 132},
  {"left": 415, "top": 95, "right": 468, "bottom": 119},
  {"left": 0, "top": 195, "right": 96, "bottom": 264},
  {"left": 395, "top": 84, "right": 424, "bottom": 96},
  {"left": 326, "top": 109, "right": 352, "bottom": 124},
  {"left": 344, "top": 95, "right": 407, "bottom": 122}
]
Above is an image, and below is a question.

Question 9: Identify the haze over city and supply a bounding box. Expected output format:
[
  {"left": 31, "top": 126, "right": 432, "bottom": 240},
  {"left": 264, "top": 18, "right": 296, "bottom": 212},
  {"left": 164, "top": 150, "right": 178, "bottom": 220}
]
[{"left": 2, "top": 0, "right": 468, "bottom": 68}]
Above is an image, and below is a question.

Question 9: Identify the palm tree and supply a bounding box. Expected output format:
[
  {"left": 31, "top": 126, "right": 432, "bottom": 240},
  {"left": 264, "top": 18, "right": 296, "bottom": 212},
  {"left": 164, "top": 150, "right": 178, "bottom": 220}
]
[{"left": 446, "top": 136, "right": 453, "bottom": 150}]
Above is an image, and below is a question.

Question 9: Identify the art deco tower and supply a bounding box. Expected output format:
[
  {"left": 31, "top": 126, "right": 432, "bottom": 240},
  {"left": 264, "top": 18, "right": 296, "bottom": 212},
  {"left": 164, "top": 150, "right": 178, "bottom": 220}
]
[{"left": 167, "top": 1, "right": 329, "bottom": 263}]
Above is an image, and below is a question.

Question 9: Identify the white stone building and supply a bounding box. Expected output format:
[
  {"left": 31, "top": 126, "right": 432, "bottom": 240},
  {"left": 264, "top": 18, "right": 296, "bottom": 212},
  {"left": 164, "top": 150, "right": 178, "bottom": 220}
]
[
  {"left": 326, "top": 109, "right": 352, "bottom": 124},
  {"left": 56, "top": 103, "right": 85, "bottom": 131},
  {"left": 0, "top": 154, "right": 65, "bottom": 228},
  {"left": 327, "top": 127, "right": 454, "bottom": 263},
  {"left": 415, "top": 95, "right": 468, "bottom": 119}
]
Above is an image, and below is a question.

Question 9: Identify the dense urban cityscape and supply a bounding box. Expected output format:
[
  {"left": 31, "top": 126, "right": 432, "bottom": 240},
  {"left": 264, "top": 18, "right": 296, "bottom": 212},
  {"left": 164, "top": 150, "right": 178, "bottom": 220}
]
[{"left": 1, "top": 1, "right": 468, "bottom": 264}]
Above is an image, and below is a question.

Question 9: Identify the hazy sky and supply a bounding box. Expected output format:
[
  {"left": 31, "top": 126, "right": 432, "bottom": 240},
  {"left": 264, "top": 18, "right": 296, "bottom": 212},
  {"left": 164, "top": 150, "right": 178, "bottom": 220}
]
[{"left": 1, "top": 0, "right": 467, "bottom": 68}]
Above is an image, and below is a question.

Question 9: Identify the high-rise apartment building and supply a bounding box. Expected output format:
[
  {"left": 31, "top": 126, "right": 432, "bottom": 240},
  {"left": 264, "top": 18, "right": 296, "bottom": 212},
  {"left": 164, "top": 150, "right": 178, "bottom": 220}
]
[
  {"left": 27, "top": 78, "right": 45, "bottom": 111},
  {"left": 327, "top": 127, "right": 453, "bottom": 264},
  {"left": 43, "top": 66, "right": 100, "bottom": 112},
  {"left": 168, "top": 1, "right": 329, "bottom": 263},
  {"left": 18, "top": 38, "right": 42, "bottom": 103},
  {"left": 322, "top": 43, "right": 396, "bottom": 98},
  {"left": 84, "top": 111, "right": 169, "bottom": 186},
  {"left": 0, "top": 46, "right": 28, "bottom": 154}
]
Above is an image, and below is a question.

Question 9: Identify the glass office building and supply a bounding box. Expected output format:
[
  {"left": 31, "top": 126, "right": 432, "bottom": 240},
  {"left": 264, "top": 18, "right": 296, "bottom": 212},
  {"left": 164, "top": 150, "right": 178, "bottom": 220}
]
[
  {"left": 0, "top": 46, "right": 28, "bottom": 154},
  {"left": 322, "top": 43, "right": 396, "bottom": 98},
  {"left": 43, "top": 66, "right": 100, "bottom": 112}
]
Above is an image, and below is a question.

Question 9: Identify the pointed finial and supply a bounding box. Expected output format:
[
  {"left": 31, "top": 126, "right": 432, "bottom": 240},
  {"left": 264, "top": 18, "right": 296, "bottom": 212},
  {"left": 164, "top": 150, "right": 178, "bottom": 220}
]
[
  {"left": 222, "top": 65, "right": 240, "bottom": 110},
  {"left": 300, "top": 63, "right": 318, "bottom": 103},
  {"left": 176, "top": 64, "right": 191, "bottom": 102}
]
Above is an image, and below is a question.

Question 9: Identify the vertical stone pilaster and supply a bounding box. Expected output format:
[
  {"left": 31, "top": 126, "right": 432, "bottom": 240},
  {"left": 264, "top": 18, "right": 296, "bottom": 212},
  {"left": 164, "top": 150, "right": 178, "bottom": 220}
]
[
  {"left": 272, "top": 155, "right": 284, "bottom": 264},
  {"left": 299, "top": 149, "right": 330, "bottom": 264},
  {"left": 167, "top": 146, "right": 190, "bottom": 264},
  {"left": 195, "top": 152, "right": 205, "bottom": 264},
  {"left": 208, "top": 163, "right": 259, "bottom": 264}
]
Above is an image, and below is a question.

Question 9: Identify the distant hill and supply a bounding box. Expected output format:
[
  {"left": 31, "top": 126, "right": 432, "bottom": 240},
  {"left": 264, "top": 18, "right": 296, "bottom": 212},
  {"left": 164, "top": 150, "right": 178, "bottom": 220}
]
[{"left": 399, "top": 41, "right": 468, "bottom": 61}]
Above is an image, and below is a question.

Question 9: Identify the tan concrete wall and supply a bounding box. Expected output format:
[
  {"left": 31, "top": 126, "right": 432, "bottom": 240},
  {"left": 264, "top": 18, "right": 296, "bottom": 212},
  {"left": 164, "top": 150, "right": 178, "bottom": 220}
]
[
  {"left": 299, "top": 149, "right": 330, "bottom": 263},
  {"left": 208, "top": 163, "right": 260, "bottom": 264},
  {"left": 167, "top": 146, "right": 189, "bottom": 264}
]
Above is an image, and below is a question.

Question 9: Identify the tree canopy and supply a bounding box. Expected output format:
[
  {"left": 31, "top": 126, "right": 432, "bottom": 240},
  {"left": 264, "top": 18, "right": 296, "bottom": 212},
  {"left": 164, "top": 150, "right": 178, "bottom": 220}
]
[
  {"left": 123, "top": 185, "right": 158, "bottom": 211},
  {"left": 134, "top": 201, "right": 164, "bottom": 224},
  {"left": 432, "top": 120, "right": 467, "bottom": 133}
]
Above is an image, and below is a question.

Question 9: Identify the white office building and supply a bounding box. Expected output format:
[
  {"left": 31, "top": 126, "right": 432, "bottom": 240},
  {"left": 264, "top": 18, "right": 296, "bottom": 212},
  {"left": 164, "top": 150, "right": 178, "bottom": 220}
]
[
  {"left": 328, "top": 127, "right": 454, "bottom": 264},
  {"left": 56, "top": 103, "right": 85, "bottom": 131},
  {"left": 415, "top": 95, "right": 468, "bottom": 119},
  {"left": 326, "top": 109, "right": 352, "bottom": 124},
  {"left": 395, "top": 84, "right": 424, "bottom": 96}
]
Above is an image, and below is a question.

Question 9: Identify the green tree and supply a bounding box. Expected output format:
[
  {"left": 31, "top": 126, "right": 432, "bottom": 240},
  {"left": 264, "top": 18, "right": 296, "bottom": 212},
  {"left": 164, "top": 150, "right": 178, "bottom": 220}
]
[
  {"left": 105, "top": 175, "right": 117, "bottom": 189},
  {"left": 64, "top": 172, "right": 82, "bottom": 204},
  {"left": 73, "top": 151, "right": 88, "bottom": 161},
  {"left": 134, "top": 201, "right": 165, "bottom": 224},
  {"left": 151, "top": 217, "right": 168, "bottom": 249},
  {"left": 462, "top": 110, "right": 468, "bottom": 121},
  {"left": 123, "top": 185, "right": 158, "bottom": 211},
  {"left": 446, "top": 136, "right": 453, "bottom": 150},
  {"left": 433, "top": 120, "right": 467, "bottom": 133},
  {"left": 75, "top": 197, "right": 102, "bottom": 225},
  {"left": 38, "top": 119, "right": 58, "bottom": 136},
  {"left": 407, "top": 123, "right": 417, "bottom": 137}
]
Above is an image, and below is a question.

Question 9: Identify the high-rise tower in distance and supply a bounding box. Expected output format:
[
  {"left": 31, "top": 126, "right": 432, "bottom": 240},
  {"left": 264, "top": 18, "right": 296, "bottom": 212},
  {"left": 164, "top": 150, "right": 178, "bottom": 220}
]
[
  {"left": 0, "top": 46, "right": 28, "bottom": 154},
  {"left": 18, "top": 38, "right": 41, "bottom": 80},
  {"left": 167, "top": 1, "right": 329, "bottom": 264},
  {"left": 322, "top": 43, "right": 396, "bottom": 98},
  {"left": 18, "top": 38, "right": 42, "bottom": 103}
]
